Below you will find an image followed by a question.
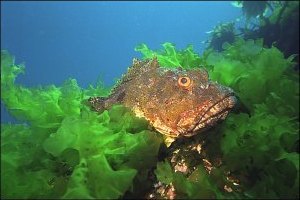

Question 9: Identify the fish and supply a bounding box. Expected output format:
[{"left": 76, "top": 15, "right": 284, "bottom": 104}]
[{"left": 88, "top": 58, "right": 236, "bottom": 146}]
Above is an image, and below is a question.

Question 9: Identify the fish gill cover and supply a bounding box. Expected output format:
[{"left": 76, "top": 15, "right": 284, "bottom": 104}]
[{"left": 1, "top": 38, "right": 299, "bottom": 199}]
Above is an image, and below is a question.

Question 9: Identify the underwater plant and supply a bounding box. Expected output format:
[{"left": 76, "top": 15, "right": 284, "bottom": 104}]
[
  {"left": 134, "top": 42, "right": 202, "bottom": 69},
  {"left": 236, "top": 1, "right": 299, "bottom": 64},
  {"left": 1, "top": 36, "right": 299, "bottom": 199},
  {"left": 1, "top": 50, "right": 163, "bottom": 199},
  {"left": 232, "top": 0, "right": 269, "bottom": 19},
  {"left": 205, "top": 22, "right": 237, "bottom": 52},
  {"left": 136, "top": 39, "right": 299, "bottom": 199}
]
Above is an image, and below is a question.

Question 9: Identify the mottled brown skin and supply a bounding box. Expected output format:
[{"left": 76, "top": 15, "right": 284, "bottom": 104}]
[{"left": 88, "top": 58, "right": 236, "bottom": 143}]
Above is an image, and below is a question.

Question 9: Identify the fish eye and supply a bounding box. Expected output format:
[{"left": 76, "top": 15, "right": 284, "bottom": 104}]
[{"left": 178, "top": 76, "right": 192, "bottom": 88}]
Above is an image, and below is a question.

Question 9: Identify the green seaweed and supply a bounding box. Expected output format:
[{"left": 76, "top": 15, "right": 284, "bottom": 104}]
[
  {"left": 135, "top": 42, "right": 202, "bottom": 69},
  {"left": 136, "top": 39, "right": 299, "bottom": 198},
  {"left": 155, "top": 161, "right": 229, "bottom": 199},
  {"left": 206, "top": 38, "right": 299, "bottom": 116},
  {"left": 1, "top": 36, "right": 299, "bottom": 199},
  {"left": 136, "top": 39, "right": 299, "bottom": 117},
  {"left": 1, "top": 51, "right": 163, "bottom": 199},
  {"left": 206, "top": 22, "right": 237, "bottom": 52}
]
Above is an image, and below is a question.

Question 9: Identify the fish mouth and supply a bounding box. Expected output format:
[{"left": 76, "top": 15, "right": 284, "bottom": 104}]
[{"left": 183, "top": 93, "right": 236, "bottom": 136}]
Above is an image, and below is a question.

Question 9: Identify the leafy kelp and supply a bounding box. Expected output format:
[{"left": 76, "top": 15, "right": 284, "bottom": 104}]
[
  {"left": 205, "top": 22, "right": 237, "bottom": 52},
  {"left": 135, "top": 42, "right": 202, "bottom": 69},
  {"left": 233, "top": 1, "right": 268, "bottom": 19},
  {"left": 239, "top": 1, "right": 299, "bottom": 61},
  {"left": 136, "top": 39, "right": 299, "bottom": 198},
  {"left": 1, "top": 36, "right": 299, "bottom": 199},
  {"left": 1, "top": 51, "right": 163, "bottom": 199}
]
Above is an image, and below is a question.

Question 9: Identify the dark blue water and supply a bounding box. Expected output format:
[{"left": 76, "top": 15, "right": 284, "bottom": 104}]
[{"left": 1, "top": 1, "right": 242, "bottom": 123}]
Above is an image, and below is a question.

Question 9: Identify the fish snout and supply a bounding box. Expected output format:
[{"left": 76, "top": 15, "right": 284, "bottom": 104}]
[{"left": 211, "top": 83, "right": 237, "bottom": 109}]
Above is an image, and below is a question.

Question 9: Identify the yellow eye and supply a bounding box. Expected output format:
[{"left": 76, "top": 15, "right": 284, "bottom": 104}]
[{"left": 178, "top": 76, "right": 192, "bottom": 88}]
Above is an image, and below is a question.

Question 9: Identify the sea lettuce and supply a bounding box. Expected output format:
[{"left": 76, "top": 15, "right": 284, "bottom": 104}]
[
  {"left": 206, "top": 38, "right": 299, "bottom": 116},
  {"left": 135, "top": 42, "right": 202, "bottom": 69},
  {"left": 1, "top": 51, "right": 163, "bottom": 199},
  {"left": 135, "top": 39, "right": 299, "bottom": 198},
  {"left": 136, "top": 39, "right": 299, "bottom": 117},
  {"left": 155, "top": 161, "right": 229, "bottom": 199},
  {"left": 1, "top": 36, "right": 299, "bottom": 199}
]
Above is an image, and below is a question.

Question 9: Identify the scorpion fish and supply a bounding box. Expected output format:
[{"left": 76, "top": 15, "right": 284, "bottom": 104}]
[{"left": 88, "top": 58, "right": 236, "bottom": 146}]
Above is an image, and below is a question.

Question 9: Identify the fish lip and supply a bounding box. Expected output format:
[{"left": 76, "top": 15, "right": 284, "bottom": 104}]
[{"left": 190, "top": 93, "right": 237, "bottom": 133}]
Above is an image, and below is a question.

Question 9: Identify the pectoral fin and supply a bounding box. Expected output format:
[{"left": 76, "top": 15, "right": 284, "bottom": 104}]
[
  {"left": 163, "top": 135, "right": 176, "bottom": 147},
  {"left": 87, "top": 86, "right": 126, "bottom": 112},
  {"left": 88, "top": 96, "right": 108, "bottom": 112}
]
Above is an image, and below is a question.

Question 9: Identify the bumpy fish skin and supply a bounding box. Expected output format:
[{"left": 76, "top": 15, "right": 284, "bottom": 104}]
[{"left": 88, "top": 58, "right": 236, "bottom": 140}]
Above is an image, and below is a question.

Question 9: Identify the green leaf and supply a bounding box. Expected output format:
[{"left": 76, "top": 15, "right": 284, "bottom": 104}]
[{"left": 155, "top": 161, "right": 173, "bottom": 184}]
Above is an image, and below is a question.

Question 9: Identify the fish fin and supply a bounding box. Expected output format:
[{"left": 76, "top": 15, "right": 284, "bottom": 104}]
[
  {"left": 132, "top": 58, "right": 142, "bottom": 66},
  {"left": 132, "top": 57, "right": 158, "bottom": 68},
  {"left": 163, "top": 136, "right": 176, "bottom": 147},
  {"left": 150, "top": 57, "right": 159, "bottom": 69},
  {"left": 87, "top": 96, "right": 108, "bottom": 112},
  {"left": 119, "top": 58, "right": 159, "bottom": 86},
  {"left": 117, "top": 58, "right": 144, "bottom": 85},
  {"left": 88, "top": 86, "right": 126, "bottom": 113}
]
